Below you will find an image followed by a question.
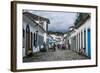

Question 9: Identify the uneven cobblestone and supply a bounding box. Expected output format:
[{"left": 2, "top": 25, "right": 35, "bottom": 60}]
[{"left": 23, "top": 49, "right": 88, "bottom": 62}]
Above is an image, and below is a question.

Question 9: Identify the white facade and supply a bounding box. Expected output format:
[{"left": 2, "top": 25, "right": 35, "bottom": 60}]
[
  {"left": 50, "top": 34, "right": 64, "bottom": 44},
  {"left": 68, "top": 18, "right": 91, "bottom": 56},
  {"left": 22, "top": 12, "right": 49, "bottom": 57}
]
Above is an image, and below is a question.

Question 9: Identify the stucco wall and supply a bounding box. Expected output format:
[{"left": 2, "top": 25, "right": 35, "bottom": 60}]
[
  {"left": 69, "top": 18, "right": 91, "bottom": 56},
  {"left": 22, "top": 14, "right": 47, "bottom": 57}
]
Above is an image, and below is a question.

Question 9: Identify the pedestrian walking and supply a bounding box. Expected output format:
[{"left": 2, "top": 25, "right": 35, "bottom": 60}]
[{"left": 53, "top": 44, "right": 56, "bottom": 51}]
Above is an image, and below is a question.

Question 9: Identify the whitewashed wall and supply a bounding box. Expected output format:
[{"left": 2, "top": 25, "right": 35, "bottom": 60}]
[
  {"left": 23, "top": 14, "right": 47, "bottom": 57},
  {"left": 69, "top": 18, "right": 91, "bottom": 55}
]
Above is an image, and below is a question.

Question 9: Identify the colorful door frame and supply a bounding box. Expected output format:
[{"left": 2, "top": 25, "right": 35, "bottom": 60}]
[{"left": 87, "top": 28, "right": 91, "bottom": 59}]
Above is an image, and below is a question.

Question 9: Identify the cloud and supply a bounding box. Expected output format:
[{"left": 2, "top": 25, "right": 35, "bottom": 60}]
[{"left": 27, "top": 10, "right": 78, "bottom": 32}]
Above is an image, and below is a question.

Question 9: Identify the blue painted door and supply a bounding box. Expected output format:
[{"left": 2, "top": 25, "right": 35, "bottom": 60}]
[{"left": 87, "top": 29, "right": 91, "bottom": 59}]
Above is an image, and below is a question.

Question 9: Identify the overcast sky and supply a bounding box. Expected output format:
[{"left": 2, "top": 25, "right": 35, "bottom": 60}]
[{"left": 26, "top": 10, "right": 78, "bottom": 32}]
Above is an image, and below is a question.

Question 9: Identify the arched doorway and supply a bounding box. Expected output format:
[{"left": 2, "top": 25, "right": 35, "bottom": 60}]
[{"left": 26, "top": 25, "right": 32, "bottom": 56}]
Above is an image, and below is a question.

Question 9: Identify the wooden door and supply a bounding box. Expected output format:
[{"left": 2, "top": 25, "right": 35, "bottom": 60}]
[{"left": 26, "top": 25, "right": 30, "bottom": 55}]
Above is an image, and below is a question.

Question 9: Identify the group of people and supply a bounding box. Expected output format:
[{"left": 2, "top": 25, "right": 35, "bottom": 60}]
[{"left": 52, "top": 44, "right": 68, "bottom": 51}]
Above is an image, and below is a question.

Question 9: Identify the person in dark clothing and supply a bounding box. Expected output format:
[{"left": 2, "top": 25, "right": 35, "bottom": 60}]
[
  {"left": 53, "top": 44, "right": 56, "bottom": 51},
  {"left": 68, "top": 43, "right": 70, "bottom": 50}
]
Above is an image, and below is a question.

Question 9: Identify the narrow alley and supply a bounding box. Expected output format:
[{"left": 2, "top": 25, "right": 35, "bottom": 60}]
[{"left": 23, "top": 10, "right": 91, "bottom": 63}]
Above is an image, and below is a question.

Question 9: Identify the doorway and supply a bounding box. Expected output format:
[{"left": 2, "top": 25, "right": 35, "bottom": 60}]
[
  {"left": 87, "top": 28, "right": 91, "bottom": 59},
  {"left": 26, "top": 25, "right": 32, "bottom": 56}
]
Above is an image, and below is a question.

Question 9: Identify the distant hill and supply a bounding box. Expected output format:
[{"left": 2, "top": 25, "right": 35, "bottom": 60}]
[{"left": 48, "top": 31, "right": 67, "bottom": 35}]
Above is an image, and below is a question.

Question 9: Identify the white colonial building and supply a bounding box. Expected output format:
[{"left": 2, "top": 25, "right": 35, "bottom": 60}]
[
  {"left": 65, "top": 13, "right": 91, "bottom": 58},
  {"left": 23, "top": 11, "right": 50, "bottom": 57}
]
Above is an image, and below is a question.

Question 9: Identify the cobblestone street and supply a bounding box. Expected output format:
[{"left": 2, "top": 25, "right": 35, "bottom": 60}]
[{"left": 23, "top": 48, "right": 88, "bottom": 62}]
